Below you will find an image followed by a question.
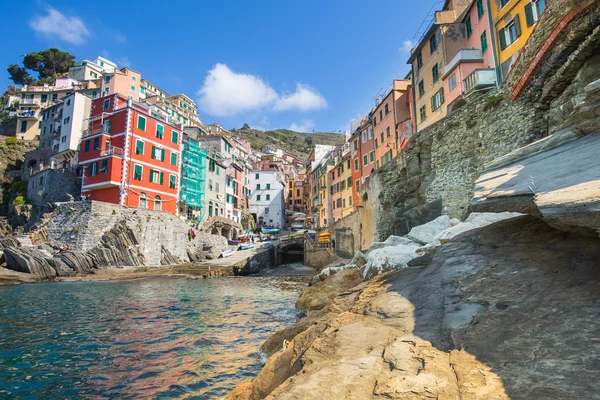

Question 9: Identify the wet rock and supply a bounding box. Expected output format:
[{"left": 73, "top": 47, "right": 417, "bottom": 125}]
[{"left": 3, "top": 247, "right": 57, "bottom": 279}]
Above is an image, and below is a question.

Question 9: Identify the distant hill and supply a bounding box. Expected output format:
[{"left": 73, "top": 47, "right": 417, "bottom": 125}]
[{"left": 231, "top": 126, "right": 345, "bottom": 161}]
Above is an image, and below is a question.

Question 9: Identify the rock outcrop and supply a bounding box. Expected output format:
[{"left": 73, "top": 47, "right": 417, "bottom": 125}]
[
  {"left": 228, "top": 216, "right": 600, "bottom": 399},
  {"left": 295, "top": 269, "right": 362, "bottom": 315}
]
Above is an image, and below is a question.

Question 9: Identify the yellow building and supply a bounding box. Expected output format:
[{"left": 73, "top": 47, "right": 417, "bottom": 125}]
[
  {"left": 489, "top": 0, "right": 547, "bottom": 80},
  {"left": 339, "top": 153, "right": 354, "bottom": 218}
]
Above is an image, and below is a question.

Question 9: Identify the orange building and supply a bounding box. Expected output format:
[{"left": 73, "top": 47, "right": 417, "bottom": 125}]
[
  {"left": 100, "top": 68, "right": 142, "bottom": 101},
  {"left": 373, "top": 90, "right": 395, "bottom": 169},
  {"left": 79, "top": 94, "right": 182, "bottom": 214}
]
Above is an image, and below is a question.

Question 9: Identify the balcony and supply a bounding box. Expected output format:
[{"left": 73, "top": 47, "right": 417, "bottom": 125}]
[
  {"left": 463, "top": 69, "right": 497, "bottom": 94},
  {"left": 16, "top": 110, "right": 37, "bottom": 119},
  {"left": 53, "top": 110, "right": 63, "bottom": 121},
  {"left": 445, "top": 49, "right": 483, "bottom": 75},
  {"left": 82, "top": 126, "right": 111, "bottom": 138},
  {"left": 100, "top": 145, "right": 124, "bottom": 157},
  {"left": 20, "top": 98, "right": 41, "bottom": 107}
]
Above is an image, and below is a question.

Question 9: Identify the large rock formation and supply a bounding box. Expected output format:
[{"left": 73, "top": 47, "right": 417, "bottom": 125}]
[{"left": 227, "top": 216, "right": 600, "bottom": 399}]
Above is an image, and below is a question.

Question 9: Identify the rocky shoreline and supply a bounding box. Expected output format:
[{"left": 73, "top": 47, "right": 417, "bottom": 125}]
[{"left": 226, "top": 214, "right": 600, "bottom": 399}]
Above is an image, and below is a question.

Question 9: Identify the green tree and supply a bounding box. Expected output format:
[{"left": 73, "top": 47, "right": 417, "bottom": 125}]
[
  {"left": 241, "top": 123, "right": 251, "bottom": 130},
  {"left": 7, "top": 48, "right": 76, "bottom": 85}
]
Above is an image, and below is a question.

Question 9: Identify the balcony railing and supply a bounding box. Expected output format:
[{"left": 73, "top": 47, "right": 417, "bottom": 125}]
[
  {"left": 82, "top": 126, "right": 111, "bottom": 138},
  {"left": 20, "top": 98, "right": 41, "bottom": 107},
  {"left": 17, "top": 110, "right": 37, "bottom": 119},
  {"left": 100, "top": 145, "right": 124, "bottom": 157},
  {"left": 463, "top": 68, "right": 497, "bottom": 94},
  {"left": 445, "top": 49, "right": 483, "bottom": 73}
]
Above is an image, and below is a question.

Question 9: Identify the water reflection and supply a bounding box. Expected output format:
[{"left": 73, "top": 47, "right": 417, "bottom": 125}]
[{"left": 0, "top": 274, "right": 308, "bottom": 399}]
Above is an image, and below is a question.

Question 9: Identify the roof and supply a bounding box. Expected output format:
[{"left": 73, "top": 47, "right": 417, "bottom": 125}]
[{"left": 407, "top": 23, "right": 439, "bottom": 64}]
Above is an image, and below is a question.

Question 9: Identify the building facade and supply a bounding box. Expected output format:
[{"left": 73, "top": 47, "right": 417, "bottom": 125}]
[
  {"left": 248, "top": 170, "right": 286, "bottom": 229},
  {"left": 205, "top": 156, "right": 227, "bottom": 219},
  {"left": 78, "top": 94, "right": 182, "bottom": 214},
  {"left": 179, "top": 134, "right": 207, "bottom": 221}
]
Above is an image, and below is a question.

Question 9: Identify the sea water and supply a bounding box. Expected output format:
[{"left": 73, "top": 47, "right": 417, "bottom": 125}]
[{"left": 0, "top": 273, "right": 308, "bottom": 399}]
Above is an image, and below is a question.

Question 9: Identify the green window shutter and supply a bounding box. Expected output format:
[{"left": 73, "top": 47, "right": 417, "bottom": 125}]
[
  {"left": 514, "top": 14, "right": 522, "bottom": 37},
  {"left": 172, "top": 130, "right": 178, "bottom": 144},
  {"left": 525, "top": 3, "right": 535, "bottom": 27},
  {"left": 151, "top": 145, "right": 157, "bottom": 159},
  {"left": 440, "top": 88, "right": 445, "bottom": 105},
  {"left": 481, "top": 31, "right": 488, "bottom": 53},
  {"left": 499, "top": 29, "right": 507, "bottom": 50},
  {"left": 149, "top": 169, "right": 155, "bottom": 182},
  {"left": 159, "top": 172, "right": 164, "bottom": 185},
  {"left": 156, "top": 124, "right": 164, "bottom": 137},
  {"left": 266, "top": 194, "right": 270, "bottom": 201},
  {"left": 134, "top": 165, "right": 142, "bottom": 179},
  {"left": 138, "top": 116, "right": 146, "bottom": 131},
  {"left": 170, "top": 152, "right": 177, "bottom": 165},
  {"left": 161, "top": 149, "right": 165, "bottom": 162},
  {"left": 136, "top": 140, "right": 144, "bottom": 155},
  {"left": 477, "top": 0, "right": 484, "bottom": 19},
  {"left": 466, "top": 16, "right": 472, "bottom": 37}
]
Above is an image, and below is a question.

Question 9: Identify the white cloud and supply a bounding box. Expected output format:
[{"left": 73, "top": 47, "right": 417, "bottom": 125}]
[
  {"left": 29, "top": 7, "right": 90, "bottom": 45},
  {"left": 400, "top": 40, "right": 414, "bottom": 54},
  {"left": 116, "top": 56, "right": 131, "bottom": 68},
  {"left": 114, "top": 32, "right": 127, "bottom": 43},
  {"left": 197, "top": 64, "right": 327, "bottom": 117},
  {"left": 289, "top": 120, "right": 315, "bottom": 133},
  {"left": 273, "top": 84, "right": 327, "bottom": 111},
  {"left": 197, "top": 64, "right": 278, "bottom": 117}
]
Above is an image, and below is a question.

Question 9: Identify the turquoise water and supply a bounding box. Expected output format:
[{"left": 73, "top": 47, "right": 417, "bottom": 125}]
[{"left": 0, "top": 275, "right": 306, "bottom": 399}]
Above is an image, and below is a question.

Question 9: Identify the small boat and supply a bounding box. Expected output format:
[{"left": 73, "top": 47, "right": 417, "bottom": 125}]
[
  {"left": 220, "top": 249, "right": 236, "bottom": 258},
  {"left": 262, "top": 241, "right": 273, "bottom": 248},
  {"left": 228, "top": 240, "right": 241, "bottom": 246},
  {"left": 239, "top": 243, "right": 256, "bottom": 250},
  {"left": 262, "top": 228, "right": 280, "bottom": 234}
]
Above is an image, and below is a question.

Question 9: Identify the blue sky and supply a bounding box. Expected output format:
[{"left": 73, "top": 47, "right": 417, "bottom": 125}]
[{"left": 0, "top": 0, "right": 440, "bottom": 133}]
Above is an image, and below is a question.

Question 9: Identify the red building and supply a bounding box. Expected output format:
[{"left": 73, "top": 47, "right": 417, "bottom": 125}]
[{"left": 79, "top": 94, "right": 182, "bottom": 214}]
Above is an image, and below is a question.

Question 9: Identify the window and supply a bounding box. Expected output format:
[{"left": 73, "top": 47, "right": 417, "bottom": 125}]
[
  {"left": 429, "top": 31, "right": 438, "bottom": 53},
  {"left": 449, "top": 74, "right": 457, "bottom": 91},
  {"left": 134, "top": 165, "right": 143, "bottom": 180},
  {"left": 526, "top": 0, "right": 546, "bottom": 27},
  {"left": 418, "top": 80, "right": 425, "bottom": 98},
  {"left": 90, "top": 162, "right": 98, "bottom": 176},
  {"left": 477, "top": 0, "right": 484, "bottom": 19},
  {"left": 61, "top": 135, "right": 67, "bottom": 143},
  {"left": 266, "top": 194, "right": 271, "bottom": 201},
  {"left": 102, "top": 99, "right": 110, "bottom": 110},
  {"left": 431, "top": 88, "right": 445, "bottom": 111},
  {"left": 132, "top": 76, "right": 137, "bottom": 81},
  {"left": 381, "top": 132, "right": 384, "bottom": 143},
  {"left": 92, "top": 91, "right": 97, "bottom": 99},
  {"left": 151, "top": 146, "right": 165, "bottom": 161},
  {"left": 362, "top": 131, "right": 367, "bottom": 143},
  {"left": 257, "top": 195, "right": 261, "bottom": 201},
  {"left": 139, "top": 192, "right": 147, "bottom": 209},
  {"left": 363, "top": 154, "right": 368, "bottom": 166},
  {"left": 137, "top": 116, "right": 146, "bottom": 131},
  {"left": 416, "top": 52, "right": 423, "bottom": 70},
  {"left": 500, "top": 0, "right": 510, "bottom": 6},
  {"left": 353, "top": 140, "right": 358, "bottom": 151},
  {"left": 420, "top": 106, "right": 427, "bottom": 122},
  {"left": 385, "top": 104, "right": 389, "bottom": 115},
  {"left": 355, "top": 180, "right": 360, "bottom": 192},
  {"left": 41, "top": 94, "right": 47, "bottom": 102},
  {"left": 66, "top": 99, "right": 71, "bottom": 106},
  {"left": 373, "top": 117, "right": 377, "bottom": 127},
  {"left": 130, "top": 85, "right": 136, "bottom": 91},
  {"left": 93, "top": 137, "right": 100, "bottom": 150},
  {"left": 100, "top": 159, "right": 108, "bottom": 174},
  {"left": 354, "top": 159, "right": 359, "bottom": 171},
  {"left": 266, "top": 183, "right": 271, "bottom": 190},
  {"left": 499, "top": 16, "right": 521, "bottom": 50},
  {"left": 209, "top": 179, "right": 213, "bottom": 190},
  {"left": 216, "top": 167, "right": 220, "bottom": 176},
  {"left": 374, "top": 139, "right": 378, "bottom": 149},
  {"left": 369, "top": 151, "right": 374, "bottom": 162},
  {"left": 170, "top": 152, "right": 178, "bottom": 166},
  {"left": 140, "top": 87, "right": 145, "bottom": 95},
  {"left": 20, "top": 121, "right": 27, "bottom": 133},
  {"left": 347, "top": 177, "right": 352, "bottom": 187},
  {"left": 84, "top": 140, "right": 90, "bottom": 152},
  {"left": 149, "top": 169, "right": 164, "bottom": 185},
  {"left": 386, "top": 127, "right": 391, "bottom": 138},
  {"left": 369, "top": 127, "right": 374, "bottom": 138},
  {"left": 63, "top": 117, "right": 70, "bottom": 124},
  {"left": 135, "top": 140, "right": 144, "bottom": 155},
  {"left": 169, "top": 174, "right": 177, "bottom": 189},
  {"left": 379, "top": 110, "right": 383, "bottom": 121},
  {"left": 432, "top": 64, "right": 439, "bottom": 83},
  {"left": 156, "top": 124, "right": 164, "bottom": 138},
  {"left": 466, "top": 16, "right": 473, "bottom": 37},
  {"left": 171, "top": 130, "right": 178, "bottom": 144},
  {"left": 154, "top": 196, "right": 162, "bottom": 211},
  {"left": 255, "top": 173, "right": 259, "bottom": 179},
  {"left": 347, "top": 159, "right": 351, "bottom": 169},
  {"left": 481, "top": 30, "right": 488, "bottom": 53},
  {"left": 105, "top": 76, "right": 111, "bottom": 83}
]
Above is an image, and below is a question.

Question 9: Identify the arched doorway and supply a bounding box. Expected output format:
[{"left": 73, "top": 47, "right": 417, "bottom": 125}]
[
  {"left": 139, "top": 192, "right": 147, "bottom": 209},
  {"left": 154, "top": 195, "right": 162, "bottom": 211}
]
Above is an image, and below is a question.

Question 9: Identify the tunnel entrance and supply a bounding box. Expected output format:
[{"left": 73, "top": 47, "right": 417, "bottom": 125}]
[{"left": 279, "top": 243, "right": 304, "bottom": 264}]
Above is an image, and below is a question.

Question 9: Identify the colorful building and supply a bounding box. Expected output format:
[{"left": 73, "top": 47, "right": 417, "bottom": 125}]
[
  {"left": 394, "top": 80, "right": 414, "bottom": 152},
  {"left": 350, "top": 130, "right": 362, "bottom": 210},
  {"left": 339, "top": 152, "right": 354, "bottom": 218},
  {"left": 68, "top": 56, "right": 117, "bottom": 82},
  {"left": 205, "top": 156, "right": 227, "bottom": 219},
  {"left": 78, "top": 94, "right": 182, "bottom": 214},
  {"left": 489, "top": 0, "right": 547, "bottom": 80},
  {"left": 330, "top": 157, "right": 343, "bottom": 223},
  {"left": 179, "top": 134, "right": 207, "bottom": 221},
  {"left": 443, "top": 0, "right": 497, "bottom": 109},
  {"left": 373, "top": 90, "right": 396, "bottom": 169},
  {"left": 100, "top": 68, "right": 141, "bottom": 101},
  {"left": 359, "top": 120, "right": 375, "bottom": 179}
]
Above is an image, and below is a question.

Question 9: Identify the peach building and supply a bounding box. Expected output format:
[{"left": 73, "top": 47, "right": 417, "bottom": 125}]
[
  {"left": 100, "top": 68, "right": 141, "bottom": 101},
  {"left": 373, "top": 90, "right": 395, "bottom": 169}
]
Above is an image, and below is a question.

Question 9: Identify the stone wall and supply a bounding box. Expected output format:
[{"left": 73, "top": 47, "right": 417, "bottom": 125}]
[
  {"left": 324, "top": 209, "right": 363, "bottom": 253},
  {"left": 46, "top": 201, "right": 229, "bottom": 265},
  {"left": 27, "top": 168, "right": 81, "bottom": 210},
  {"left": 305, "top": 248, "right": 338, "bottom": 270},
  {"left": 354, "top": 2, "right": 600, "bottom": 245}
]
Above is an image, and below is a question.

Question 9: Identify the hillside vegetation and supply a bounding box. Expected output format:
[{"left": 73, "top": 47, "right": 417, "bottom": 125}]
[{"left": 231, "top": 126, "right": 345, "bottom": 160}]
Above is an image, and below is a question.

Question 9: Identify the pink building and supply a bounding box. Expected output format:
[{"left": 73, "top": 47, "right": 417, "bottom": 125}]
[
  {"left": 443, "top": 0, "right": 497, "bottom": 109},
  {"left": 330, "top": 160, "right": 343, "bottom": 223}
]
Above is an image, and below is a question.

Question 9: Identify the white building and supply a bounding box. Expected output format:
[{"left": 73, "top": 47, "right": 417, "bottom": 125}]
[
  {"left": 38, "top": 92, "right": 91, "bottom": 169},
  {"left": 68, "top": 57, "right": 117, "bottom": 82},
  {"left": 248, "top": 170, "right": 286, "bottom": 229}
]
